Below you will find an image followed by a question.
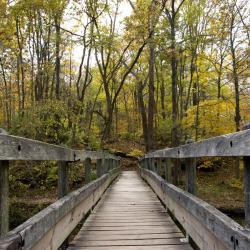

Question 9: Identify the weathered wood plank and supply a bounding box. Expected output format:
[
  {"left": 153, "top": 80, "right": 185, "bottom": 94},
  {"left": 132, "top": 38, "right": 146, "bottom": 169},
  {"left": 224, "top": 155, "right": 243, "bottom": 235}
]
[
  {"left": 144, "top": 129, "right": 250, "bottom": 158},
  {"left": 73, "top": 232, "right": 183, "bottom": 241},
  {"left": 75, "top": 151, "right": 120, "bottom": 161},
  {"left": 70, "top": 238, "right": 188, "bottom": 247},
  {"left": 0, "top": 161, "right": 9, "bottom": 236},
  {"left": 68, "top": 246, "right": 193, "bottom": 250},
  {"left": 0, "top": 134, "right": 120, "bottom": 161},
  {"left": 69, "top": 171, "right": 191, "bottom": 250},
  {"left": 0, "top": 167, "right": 121, "bottom": 249},
  {"left": 140, "top": 167, "right": 250, "bottom": 250}
]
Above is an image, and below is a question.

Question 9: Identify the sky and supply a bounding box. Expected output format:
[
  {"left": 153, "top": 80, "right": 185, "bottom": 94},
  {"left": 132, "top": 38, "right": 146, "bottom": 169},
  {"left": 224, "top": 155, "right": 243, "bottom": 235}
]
[{"left": 64, "top": 0, "right": 133, "bottom": 63}]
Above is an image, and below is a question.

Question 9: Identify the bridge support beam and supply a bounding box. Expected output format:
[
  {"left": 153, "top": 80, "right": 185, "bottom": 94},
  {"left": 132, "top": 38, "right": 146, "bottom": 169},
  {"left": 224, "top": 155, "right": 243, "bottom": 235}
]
[
  {"left": 244, "top": 156, "right": 250, "bottom": 229},
  {"left": 0, "top": 160, "right": 9, "bottom": 236}
]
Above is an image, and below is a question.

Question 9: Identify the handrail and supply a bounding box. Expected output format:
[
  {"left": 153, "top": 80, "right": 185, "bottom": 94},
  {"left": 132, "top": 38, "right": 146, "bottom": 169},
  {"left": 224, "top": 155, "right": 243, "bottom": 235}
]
[
  {"left": 139, "top": 167, "right": 250, "bottom": 250},
  {"left": 0, "top": 132, "right": 121, "bottom": 246},
  {"left": 0, "top": 134, "right": 120, "bottom": 161},
  {"left": 139, "top": 129, "right": 250, "bottom": 249},
  {"left": 0, "top": 167, "right": 121, "bottom": 249},
  {"left": 143, "top": 129, "right": 250, "bottom": 158}
]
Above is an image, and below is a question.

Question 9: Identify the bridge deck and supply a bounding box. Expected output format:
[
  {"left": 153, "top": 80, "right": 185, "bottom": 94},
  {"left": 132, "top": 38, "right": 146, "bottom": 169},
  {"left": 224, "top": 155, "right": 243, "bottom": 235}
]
[{"left": 68, "top": 171, "right": 192, "bottom": 250}]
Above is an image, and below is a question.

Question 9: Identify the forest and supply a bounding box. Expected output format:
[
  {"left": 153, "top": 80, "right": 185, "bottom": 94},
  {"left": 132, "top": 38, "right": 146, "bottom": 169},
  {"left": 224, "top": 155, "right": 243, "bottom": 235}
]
[
  {"left": 0, "top": 0, "right": 249, "bottom": 151},
  {"left": 0, "top": 0, "right": 250, "bottom": 232}
]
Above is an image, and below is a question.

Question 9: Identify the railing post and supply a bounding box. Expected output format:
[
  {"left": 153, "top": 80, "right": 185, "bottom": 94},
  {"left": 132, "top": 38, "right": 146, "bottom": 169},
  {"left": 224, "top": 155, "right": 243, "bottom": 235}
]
[
  {"left": 151, "top": 158, "right": 155, "bottom": 172},
  {"left": 185, "top": 140, "right": 197, "bottom": 195},
  {"left": 164, "top": 158, "right": 172, "bottom": 183},
  {"left": 103, "top": 159, "right": 107, "bottom": 174},
  {"left": 157, "top": 158, "right": 162, "bottom": 176},
  {"left": 154, "top": 158, "right": 158, "bottom": 174},
  {"left": 106, "top": 159, "right": 110, "bottom": 172},
  {"left": 58, "top": 161, "right": 69, "bottom": 199},
  {"left": 58, "top": 161, "right": 70, "bottom": 249},
  {"left": 141, "top": 159, "right": 145, "bottom": 169},
  {"left": 168, "top": 159, "right": 173, "bottom": 183},
  {"left": 147, "top": 158, "right": 151, "bottom": 170},
  {"left": 97, "top": 159, "right": 102, "bottom": 178},
  {"left": 0, "top": 160, "right": 9, "bottom": 236},
  {"left": 85, "top": 158, "right": 92, "bottom": 184},
  {"left": 111, "top": 159, "right": 115, "bottom": 170},
  {"left": 244, "top": 156, "right": 250, "bottom": 228}
]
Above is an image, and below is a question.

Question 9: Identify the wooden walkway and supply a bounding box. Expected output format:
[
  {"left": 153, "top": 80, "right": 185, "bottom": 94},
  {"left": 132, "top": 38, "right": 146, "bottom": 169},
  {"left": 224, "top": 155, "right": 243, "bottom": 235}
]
[{"left": 68, "top": 171, "right": 192, "bottom": 250}]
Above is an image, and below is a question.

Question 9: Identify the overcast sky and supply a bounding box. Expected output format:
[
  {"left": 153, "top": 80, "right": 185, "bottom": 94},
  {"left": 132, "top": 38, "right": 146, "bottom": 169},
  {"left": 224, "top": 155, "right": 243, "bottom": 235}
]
[{"left": 63, "top": 0, "right": 133, "bottom": 63}]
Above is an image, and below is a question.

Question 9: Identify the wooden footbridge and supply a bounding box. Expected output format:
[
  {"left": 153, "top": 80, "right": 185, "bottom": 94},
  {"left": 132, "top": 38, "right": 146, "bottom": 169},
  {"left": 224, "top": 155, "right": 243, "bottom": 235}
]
[{"left": 1, "top": 130, "right": 250, "bottom": 249}]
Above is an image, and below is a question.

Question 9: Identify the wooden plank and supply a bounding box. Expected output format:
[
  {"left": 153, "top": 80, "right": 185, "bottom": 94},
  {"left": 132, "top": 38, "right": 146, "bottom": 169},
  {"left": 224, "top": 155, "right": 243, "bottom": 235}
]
[
  {"left": 0, "top": 134, "right": 75, "bottom": 161},
  {"left": 144, "top": 128, "right": 250, "bottom": 158},
  {"left": 79, "top": 228, "right": 182, "bottom": 235},
  {"left": 0, "top": 134, "right": 120, "bottom": 161},
  {"left": 140, "top": 168, "right": 250, "bottom": 250},
  {"left": 0, "top": 160, "right": 9, "bottom": 236},
  {"left": 68, "top": 245, "right": 193, "bottom": 250},
  {"left": 73, "top": 232, "right": 183, "bottom": 241},
  {"left": 75, "top": 151, "right": 120, "bottom": 161},
  {"left": 84, "top": 221, "right": 175, "bottom": 226},
  {"left": 0, "top": 168, "right": 121, "bottom": 249},
  {"left": 71, "top": 238, "right": 187, "bottom": 247},
  {"left": 69, "top": 171, "right": 191, "bottom": 250}
]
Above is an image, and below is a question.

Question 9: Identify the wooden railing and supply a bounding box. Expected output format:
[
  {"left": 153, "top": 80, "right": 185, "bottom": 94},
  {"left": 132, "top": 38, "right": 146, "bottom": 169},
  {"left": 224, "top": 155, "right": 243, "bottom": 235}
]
[
  {"left": 0, "top": 132, "right": 121, "bottom": 249},
  {"left": 139, "top": 129, "right": 250, "bottom": 250}
]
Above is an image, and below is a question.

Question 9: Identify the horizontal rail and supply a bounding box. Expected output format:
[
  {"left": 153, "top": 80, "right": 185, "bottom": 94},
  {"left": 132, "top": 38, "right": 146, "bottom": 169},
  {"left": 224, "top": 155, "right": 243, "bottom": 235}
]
[
  {"left": 144, "top": 129, "right": 250, "bottom": 158},
  {"left": 0, "top": 134, "right": 120, "bottom": 161},
  {"left": 0, "top": 167, "right": 121, "bottom": 249},
  {"left": 139, "top": 167, "right": 250, "bottom": 250}
]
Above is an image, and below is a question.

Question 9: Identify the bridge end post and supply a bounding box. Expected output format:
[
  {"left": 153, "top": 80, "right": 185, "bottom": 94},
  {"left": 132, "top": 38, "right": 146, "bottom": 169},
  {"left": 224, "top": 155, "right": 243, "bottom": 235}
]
[{"left": 0, "top": 160, "right": 9, "bottom": 236}]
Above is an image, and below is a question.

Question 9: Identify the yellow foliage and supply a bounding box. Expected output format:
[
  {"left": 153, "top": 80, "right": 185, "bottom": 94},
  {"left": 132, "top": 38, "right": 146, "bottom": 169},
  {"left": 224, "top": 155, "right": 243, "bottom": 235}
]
[
  {"left": 128, "top": 149, "right": 144, "bottom": 158},
  {"left": 183, "top": 99, "right": 235, "bottom": 139}
]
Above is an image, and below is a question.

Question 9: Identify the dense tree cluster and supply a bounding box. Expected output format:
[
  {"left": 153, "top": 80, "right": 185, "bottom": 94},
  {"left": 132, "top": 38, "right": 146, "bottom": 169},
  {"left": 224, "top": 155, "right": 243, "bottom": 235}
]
[{"left": 0, "top": 0, "right": 249, "bottom": 152}]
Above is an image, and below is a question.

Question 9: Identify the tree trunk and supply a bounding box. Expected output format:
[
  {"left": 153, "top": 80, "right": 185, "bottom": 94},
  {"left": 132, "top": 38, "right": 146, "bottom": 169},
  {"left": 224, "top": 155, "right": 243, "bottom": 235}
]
[
  {"left": 55, "top": 17, "right": 61, "bottom": 100},
  {"left": 147, "top": 39, "right": 155, "bottom": 150},
  {"left": 137, "top": 82, "right": 148, "bottom": 150}
]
